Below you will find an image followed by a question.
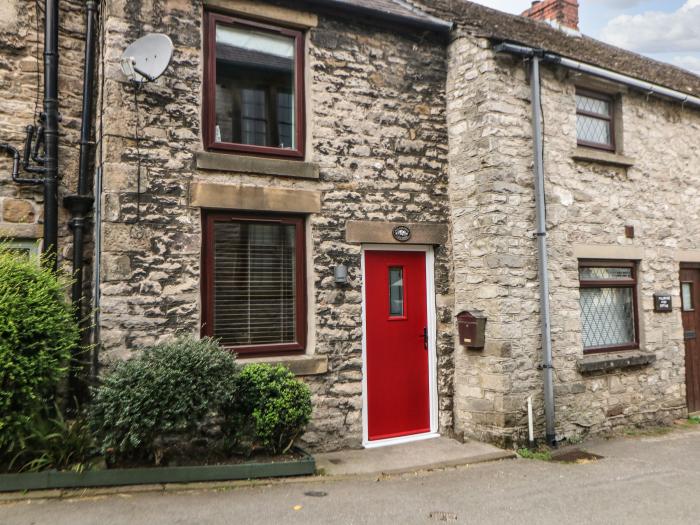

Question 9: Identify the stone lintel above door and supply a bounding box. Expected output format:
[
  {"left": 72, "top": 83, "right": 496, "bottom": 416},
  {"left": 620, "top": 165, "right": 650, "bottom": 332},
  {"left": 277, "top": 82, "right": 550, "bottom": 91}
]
[{"left": 346, "top": 220, "right": 448, "bottom": 245}]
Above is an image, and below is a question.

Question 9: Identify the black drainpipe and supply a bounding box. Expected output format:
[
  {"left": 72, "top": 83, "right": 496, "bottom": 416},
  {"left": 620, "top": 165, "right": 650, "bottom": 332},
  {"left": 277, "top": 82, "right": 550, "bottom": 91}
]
[
  {"left": 42, "top": 0, "right": 60, "bottom": 271},
  {"left": 64, "top": 0, "right": 97, "bottom": 400}
]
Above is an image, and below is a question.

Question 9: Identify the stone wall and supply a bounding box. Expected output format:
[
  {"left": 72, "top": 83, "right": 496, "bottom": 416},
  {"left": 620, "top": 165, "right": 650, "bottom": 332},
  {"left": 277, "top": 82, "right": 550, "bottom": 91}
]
[
  {"left": 541, "top": 66, "right": 693, "bottom": 439},
  {"left": 447, "top": 31, "right": 540, "bottom": 445},
  {"left": 447, "top": 30, "right": 697, "bottom": 445},
  {"left": 0, "top": 0, "right": 87, "bottom": 267},
  {"left": 96, "top": 1, "right": 452, "bottom": 451}
]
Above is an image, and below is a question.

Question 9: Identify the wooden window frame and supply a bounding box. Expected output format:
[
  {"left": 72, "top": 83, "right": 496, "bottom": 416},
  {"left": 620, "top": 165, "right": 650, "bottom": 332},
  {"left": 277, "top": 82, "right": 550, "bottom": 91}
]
[
  {"left": 579, "top": 259, "right": 639, "bottom": 354},
  {"left": 201, "top": 211, "right": 307, "bottom": 356},
  {"left": 576, "top": 89, "right": 616, "bottom": 152},
  {"left": 203, "top": 10, "right": 306, "bottom": 159}
]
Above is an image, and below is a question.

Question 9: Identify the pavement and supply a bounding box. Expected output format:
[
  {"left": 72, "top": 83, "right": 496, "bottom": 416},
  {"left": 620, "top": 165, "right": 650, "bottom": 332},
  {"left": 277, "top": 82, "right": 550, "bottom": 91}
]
[
  {"left": 3, "top": 425, "right": 700, "bottom": 524},
  {"left": 315, "top": 436, "right": 515, "bottom": 476}
]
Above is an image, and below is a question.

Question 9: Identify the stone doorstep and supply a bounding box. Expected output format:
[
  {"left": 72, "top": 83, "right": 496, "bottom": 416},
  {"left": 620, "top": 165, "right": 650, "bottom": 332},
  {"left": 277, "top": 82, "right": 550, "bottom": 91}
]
[{"left": 315, "top": 436, "right": 515, "bottom": 477}]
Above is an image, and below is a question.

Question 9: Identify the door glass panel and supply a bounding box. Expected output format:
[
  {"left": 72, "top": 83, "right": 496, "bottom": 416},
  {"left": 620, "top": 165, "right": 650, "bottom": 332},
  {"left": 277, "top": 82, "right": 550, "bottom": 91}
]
[
  {"left": 682, "top": 282, "right": 694, "bottom": 311},
  {"left": 389, "top": 267, "right": 404, "bottom": 317}
]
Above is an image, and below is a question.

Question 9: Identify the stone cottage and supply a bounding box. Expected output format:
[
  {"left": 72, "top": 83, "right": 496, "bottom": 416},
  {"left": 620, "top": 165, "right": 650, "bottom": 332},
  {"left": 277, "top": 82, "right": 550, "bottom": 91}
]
[{"left": 1, "top": 0, "right": 699, "bottom": 450}]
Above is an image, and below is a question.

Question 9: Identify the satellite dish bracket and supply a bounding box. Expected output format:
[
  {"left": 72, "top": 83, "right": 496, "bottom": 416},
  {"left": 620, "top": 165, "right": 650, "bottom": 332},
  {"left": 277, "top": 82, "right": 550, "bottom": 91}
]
[{"left": 121, "top": 56, "right": 156, "bottom": 83}]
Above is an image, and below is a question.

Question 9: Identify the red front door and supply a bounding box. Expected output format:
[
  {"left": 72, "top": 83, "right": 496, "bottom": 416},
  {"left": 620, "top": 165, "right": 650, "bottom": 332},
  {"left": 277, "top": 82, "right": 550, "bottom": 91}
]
[{"left": 365, "top": 250, "right": 431, "bottom": 441}]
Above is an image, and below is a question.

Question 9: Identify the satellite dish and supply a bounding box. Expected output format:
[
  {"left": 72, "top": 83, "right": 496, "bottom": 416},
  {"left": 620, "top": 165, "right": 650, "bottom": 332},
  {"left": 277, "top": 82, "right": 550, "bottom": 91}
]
[{"left": 120, "top": 33, "right": 173, "bottom": 83}]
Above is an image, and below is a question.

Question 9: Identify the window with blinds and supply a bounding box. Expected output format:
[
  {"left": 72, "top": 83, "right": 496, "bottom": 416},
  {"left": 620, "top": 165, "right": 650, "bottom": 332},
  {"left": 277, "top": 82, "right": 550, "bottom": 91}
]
[{"left": 203, "top": 213, "right": 306, "bottom": 355}]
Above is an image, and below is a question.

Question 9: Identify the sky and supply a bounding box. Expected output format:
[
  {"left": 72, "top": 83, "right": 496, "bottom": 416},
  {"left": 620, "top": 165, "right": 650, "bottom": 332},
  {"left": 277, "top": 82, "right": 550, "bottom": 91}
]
[{"left": 465, "top": 0, "right": 700, "bottom": 74}]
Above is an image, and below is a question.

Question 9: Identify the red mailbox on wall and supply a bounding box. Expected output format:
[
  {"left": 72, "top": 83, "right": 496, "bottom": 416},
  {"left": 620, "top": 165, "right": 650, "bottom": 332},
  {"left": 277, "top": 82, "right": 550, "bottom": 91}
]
[{"left": 456, "top": 311, "right": 487, "bottom": 350}]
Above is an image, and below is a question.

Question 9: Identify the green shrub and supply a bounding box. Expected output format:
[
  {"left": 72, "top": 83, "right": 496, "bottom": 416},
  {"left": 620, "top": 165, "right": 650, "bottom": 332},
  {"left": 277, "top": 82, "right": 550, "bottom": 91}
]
[
  {"left": 89, "top": 337, "right": 239, "bottom": 464},
  {"left": 8, "top": 403, "right": 96, "bottom": 473},
  {"left": 0, "top": 245, "right": 78, "bottom": 455},
  {"left": 235, "top": 364, "right": 312, "bottom": 454}
]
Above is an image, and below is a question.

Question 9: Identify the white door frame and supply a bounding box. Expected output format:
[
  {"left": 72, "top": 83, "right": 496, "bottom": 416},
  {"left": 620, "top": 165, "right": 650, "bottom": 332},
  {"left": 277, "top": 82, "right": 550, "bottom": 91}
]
[{"left": 361, "top": 244, "right": 439, "bottom": 448}]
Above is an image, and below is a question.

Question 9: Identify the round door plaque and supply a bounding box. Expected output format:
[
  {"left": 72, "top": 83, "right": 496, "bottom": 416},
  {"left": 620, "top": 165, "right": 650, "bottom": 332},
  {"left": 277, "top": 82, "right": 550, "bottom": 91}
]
[{"left": 392, "top": 225, "right": 411, "bottom": 242}]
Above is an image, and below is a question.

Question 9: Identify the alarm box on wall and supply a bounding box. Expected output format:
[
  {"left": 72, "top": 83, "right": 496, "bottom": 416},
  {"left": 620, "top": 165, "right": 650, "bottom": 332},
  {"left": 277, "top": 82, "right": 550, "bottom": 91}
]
[{"left": 456, "top": 311, "right": 487, "bottom": 350}]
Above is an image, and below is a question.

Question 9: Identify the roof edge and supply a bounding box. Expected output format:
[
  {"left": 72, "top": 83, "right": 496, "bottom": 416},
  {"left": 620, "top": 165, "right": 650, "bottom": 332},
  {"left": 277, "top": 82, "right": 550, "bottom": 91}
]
[
  {"left": 492, "top": 39, "right": 700, "bottom": 108},
  {"left": 302, "top": 0, "right": 453, "bottom": 33}
]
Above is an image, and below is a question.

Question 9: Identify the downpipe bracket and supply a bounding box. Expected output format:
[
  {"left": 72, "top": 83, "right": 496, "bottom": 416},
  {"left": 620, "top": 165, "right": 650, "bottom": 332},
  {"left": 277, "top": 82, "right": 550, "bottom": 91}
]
[{"left": 63, "top": 194, "right": 94, "bottom": 216}]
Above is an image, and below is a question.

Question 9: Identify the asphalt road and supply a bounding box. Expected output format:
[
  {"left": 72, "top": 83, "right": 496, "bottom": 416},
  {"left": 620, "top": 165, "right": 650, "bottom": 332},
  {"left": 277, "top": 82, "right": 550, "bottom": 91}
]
[{"left": 3, "top": 426, "right": 700, "bottom": 525}]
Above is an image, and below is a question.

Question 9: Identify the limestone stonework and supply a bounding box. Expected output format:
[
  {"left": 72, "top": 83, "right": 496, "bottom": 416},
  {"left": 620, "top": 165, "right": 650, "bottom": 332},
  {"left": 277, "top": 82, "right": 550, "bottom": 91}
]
[
  {"left": 0, "top": 0, "right": 86, "bottom": 263},
  {"left": 3, "top": 0, "right": 700, "bottom": 452},
  {"left": 446, "top": 29, "right": 697, "bottom": 445},
  {"left": 95, "top": 1, "right": 452, "bottom": 451}
]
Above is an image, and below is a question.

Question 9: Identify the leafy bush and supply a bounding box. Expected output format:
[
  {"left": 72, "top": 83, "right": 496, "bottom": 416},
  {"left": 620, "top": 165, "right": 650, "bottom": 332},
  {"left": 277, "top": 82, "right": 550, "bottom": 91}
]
[
  {"left": 89, "top": 337, "right": 239, "bottom": 464},
  {"left": 234, "top": 364, "right": 312, "bottom": 454},
  {"left": 8, "top": 403, "right": 96, "bottom": 473},
  {"left": 0, "top": 245, "right": 79, "bottom": 455}
]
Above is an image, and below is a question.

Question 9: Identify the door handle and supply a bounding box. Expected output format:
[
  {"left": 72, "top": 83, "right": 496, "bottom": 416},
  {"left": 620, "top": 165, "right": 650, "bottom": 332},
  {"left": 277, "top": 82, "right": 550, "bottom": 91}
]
[{"left": 422, "top": 327, "right": 428, "bottom": 350}]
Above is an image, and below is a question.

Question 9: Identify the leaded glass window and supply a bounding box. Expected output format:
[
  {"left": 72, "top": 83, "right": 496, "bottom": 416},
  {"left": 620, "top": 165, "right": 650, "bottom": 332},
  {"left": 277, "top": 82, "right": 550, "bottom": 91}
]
[
  {"left": 579, "top": 261, "right": 638, "bottom": 352},
  {"left": 576, "top": 91, "right": 614, "bottom": 150}
]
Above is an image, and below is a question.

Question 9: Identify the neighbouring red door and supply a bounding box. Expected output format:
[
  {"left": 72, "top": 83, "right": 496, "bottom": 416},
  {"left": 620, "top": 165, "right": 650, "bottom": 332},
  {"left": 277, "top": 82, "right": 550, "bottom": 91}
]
[{"left": 365, "top": 250, "right": 431, "bottom": 441}]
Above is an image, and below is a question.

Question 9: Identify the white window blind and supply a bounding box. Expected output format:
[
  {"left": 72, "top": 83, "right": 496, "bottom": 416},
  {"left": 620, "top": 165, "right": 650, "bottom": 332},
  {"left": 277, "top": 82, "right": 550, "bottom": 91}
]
[{"left": 213, "top": 221, "right": 297, "bottom": 347}]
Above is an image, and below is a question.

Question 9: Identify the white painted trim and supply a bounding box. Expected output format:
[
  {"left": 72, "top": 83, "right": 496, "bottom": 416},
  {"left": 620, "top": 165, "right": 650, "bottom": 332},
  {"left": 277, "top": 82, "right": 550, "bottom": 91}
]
[
  {"left": 361, "top": 244, "right": 439, "bottom": 448},
  {"left": 363, "top": 432, "right": 440, "bottom": 449}
]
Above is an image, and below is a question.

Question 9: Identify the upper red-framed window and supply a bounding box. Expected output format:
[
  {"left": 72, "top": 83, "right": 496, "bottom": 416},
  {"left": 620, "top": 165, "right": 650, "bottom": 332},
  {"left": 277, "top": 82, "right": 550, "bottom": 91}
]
[{"left": 203, "top": 11, "right": 305, "bottom": 159}]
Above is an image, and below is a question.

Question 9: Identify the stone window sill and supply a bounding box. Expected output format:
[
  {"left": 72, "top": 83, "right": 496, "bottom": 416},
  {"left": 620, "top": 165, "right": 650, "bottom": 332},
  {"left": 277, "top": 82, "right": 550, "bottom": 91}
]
[
  {"left": 577, "top": 350, "right": 656, "bottom": 374},
  {"left": 196, "top": 151, "right": 319, "bottom": 180},
  {"left": 571, "top": 147, "right": 635, "bottom": 168},
  {"left": 238, "top": 354, "right": 328, "bottom": 377}
]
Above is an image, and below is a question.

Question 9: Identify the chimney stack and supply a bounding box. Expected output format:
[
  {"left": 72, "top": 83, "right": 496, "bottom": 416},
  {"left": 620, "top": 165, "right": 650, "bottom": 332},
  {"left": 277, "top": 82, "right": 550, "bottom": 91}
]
[{"left": 521, "top": 0, "right": 579, "bottom": 31}]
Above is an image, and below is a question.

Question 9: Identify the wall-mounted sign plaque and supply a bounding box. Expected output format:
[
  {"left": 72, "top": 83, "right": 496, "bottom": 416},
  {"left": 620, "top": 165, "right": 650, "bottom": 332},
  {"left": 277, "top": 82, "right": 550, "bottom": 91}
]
[
  {"left": 392, "top": 225, "right": 411, "bottom": 242},
  {"left": 653, "top": 292, "right": 673, "bottom": 312}
]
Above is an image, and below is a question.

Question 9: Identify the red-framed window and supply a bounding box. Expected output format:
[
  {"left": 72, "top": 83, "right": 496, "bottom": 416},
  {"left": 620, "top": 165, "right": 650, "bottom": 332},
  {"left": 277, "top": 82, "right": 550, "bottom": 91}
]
[
  {"left": 201, "top": 211, "right": 307, "bottom": 356},
  {"left": 576, "top": 89, "right": 615, "bottom": 151},
  {"left": 203, "top": 11, "right": 305, "bottom": 158},
  {"left": 578, "top": 260, "right": 639, "bottom": 354}
]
